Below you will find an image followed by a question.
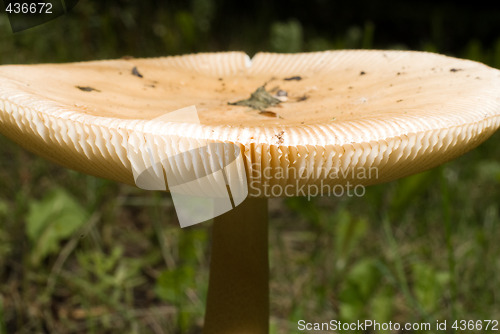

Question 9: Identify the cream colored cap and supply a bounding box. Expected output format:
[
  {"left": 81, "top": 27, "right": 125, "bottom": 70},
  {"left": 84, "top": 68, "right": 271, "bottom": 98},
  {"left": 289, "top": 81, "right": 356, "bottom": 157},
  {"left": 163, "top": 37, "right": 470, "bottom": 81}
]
[{"left": 0, "top": 51, "right": 499, "bottom": 196}]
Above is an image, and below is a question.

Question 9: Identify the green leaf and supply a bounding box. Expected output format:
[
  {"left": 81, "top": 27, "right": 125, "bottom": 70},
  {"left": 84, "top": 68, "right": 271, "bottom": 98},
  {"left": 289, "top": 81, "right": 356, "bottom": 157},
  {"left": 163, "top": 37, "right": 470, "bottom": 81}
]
[
  {"left": 412, "top": 262, "right": 450, "bottom": 313},
  {"left": 335, "top": 209, "right": 368, "bottom": 271},
  {"left": 339, "top": 259, "right": 382, "bottom": 322},
  {"left": 370, "top": 285, "right": 394, "bottom": 323},
  {"left": 26, "top": 188, "right": 88, "bottom": 266},
  {"left": 155, "top": 265, "right": 196, "bottom": 304}
]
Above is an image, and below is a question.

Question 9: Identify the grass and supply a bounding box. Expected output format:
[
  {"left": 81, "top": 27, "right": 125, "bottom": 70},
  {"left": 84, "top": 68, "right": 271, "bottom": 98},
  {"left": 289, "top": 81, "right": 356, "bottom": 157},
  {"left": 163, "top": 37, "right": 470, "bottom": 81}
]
[
  {"left": 1, "top": 130, "right": 499, "bottom": 333},
  {"left": 1, "top": 3, "right": 500, "bottom": 333}
]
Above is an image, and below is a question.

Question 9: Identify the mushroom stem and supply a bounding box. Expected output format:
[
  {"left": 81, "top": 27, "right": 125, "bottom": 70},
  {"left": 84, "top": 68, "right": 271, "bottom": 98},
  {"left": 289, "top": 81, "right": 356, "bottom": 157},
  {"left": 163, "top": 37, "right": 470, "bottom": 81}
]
[{"left": 204, "top": 197, "right": 269, "bottom": 334}]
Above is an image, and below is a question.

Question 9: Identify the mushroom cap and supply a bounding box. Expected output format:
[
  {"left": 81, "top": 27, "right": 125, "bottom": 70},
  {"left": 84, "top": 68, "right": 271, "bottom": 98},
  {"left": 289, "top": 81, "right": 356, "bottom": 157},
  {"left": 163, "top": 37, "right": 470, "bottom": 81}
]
[{"left": 1, "top": 50, "right": 499, "bottom": 197}]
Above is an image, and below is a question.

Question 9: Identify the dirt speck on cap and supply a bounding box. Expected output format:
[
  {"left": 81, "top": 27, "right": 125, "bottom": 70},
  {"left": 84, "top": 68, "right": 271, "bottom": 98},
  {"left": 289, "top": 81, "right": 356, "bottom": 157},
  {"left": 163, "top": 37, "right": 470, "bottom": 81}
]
[
  {"left": 284, "top": 76, "right": 302, "bottom": 81},
  {"left": 132, "top": 66, "right": 144, "bottom": 78},
  {"left": 275, "top": 130, "right": 285, "bottom": 145},
  {"left": 76, "top": 86, "right": 100, "bottom": 92},
  {"left": 259, "top": 110, "right": 279, "bottom": 118},
  {"left": 296, "top": 94, "right": 309, "bottom": 102}
]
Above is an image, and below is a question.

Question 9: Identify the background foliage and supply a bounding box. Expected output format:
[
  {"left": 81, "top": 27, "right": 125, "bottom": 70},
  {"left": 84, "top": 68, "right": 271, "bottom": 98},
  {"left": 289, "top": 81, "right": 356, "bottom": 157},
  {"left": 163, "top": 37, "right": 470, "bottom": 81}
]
[{"left": 0, "top": 1, "right": 499, "bottom": 333}]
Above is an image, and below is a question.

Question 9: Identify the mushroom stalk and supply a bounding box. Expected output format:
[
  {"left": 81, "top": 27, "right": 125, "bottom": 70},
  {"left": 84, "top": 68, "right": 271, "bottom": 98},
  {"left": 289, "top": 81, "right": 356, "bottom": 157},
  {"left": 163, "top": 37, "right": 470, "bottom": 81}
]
[{"left": 204, "top": 197, "right": 269, "bottom": 334}]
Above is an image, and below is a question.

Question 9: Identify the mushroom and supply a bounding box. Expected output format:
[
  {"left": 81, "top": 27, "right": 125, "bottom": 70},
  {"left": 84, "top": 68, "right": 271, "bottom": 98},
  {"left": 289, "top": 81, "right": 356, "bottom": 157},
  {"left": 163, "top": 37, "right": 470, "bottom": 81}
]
[{"left": 0, "top": 51, "right": 499, "bottom": 333}]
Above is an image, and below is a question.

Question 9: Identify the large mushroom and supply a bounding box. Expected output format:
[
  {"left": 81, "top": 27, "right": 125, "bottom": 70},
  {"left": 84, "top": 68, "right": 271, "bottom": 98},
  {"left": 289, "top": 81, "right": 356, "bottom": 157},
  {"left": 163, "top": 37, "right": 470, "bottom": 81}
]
[{"left": 0, "top": 51, "right": 499, "bottom": 333}]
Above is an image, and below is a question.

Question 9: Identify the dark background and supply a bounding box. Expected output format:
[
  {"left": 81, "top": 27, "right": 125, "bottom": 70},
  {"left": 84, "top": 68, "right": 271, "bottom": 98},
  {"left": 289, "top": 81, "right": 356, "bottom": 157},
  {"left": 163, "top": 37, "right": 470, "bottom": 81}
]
[
  {"left": 2, "top": 1, "right": 500, "bottom": 66},
  {"left": 0, "top": 1, "right": 500, "bottom": 333}
]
